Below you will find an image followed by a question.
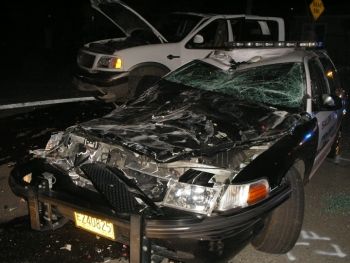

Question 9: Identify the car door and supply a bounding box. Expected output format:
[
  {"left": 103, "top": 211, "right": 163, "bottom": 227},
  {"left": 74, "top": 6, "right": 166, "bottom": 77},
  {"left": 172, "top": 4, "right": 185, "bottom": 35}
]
[
  {"left": 308, "top": 58, "right": 339, "bottom": 174},
  {"left": 177, "top": 16, "right": 283, "bottom": 68},
  {"left": 318, "top": 54, "right": 345, "bottom": 110}
]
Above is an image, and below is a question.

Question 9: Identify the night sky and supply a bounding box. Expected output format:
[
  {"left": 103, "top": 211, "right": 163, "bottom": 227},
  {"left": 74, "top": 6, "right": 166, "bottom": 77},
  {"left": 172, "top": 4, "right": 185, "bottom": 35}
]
[
  {"left": 1, "top": 0, "right": 350, "bottom": 84},
  {"left": 2, "top": 0, "right": 349, "bottom": 51}
]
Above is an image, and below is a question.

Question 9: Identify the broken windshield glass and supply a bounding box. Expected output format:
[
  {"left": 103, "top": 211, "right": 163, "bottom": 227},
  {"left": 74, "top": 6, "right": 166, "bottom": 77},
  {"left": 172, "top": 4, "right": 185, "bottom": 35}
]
[{"left": 165, "top": 61, "right": 306, "bottom": 108}]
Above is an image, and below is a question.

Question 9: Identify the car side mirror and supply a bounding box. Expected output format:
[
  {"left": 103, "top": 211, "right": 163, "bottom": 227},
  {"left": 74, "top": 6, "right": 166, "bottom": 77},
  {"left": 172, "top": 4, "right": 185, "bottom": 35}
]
[
  {"left": 322, "top": 94, "right": 335, "bottom": 107},
  {"left": 322, "top": 94, "right": 342, "bottom": 110},
  {"left": 193, "top": 34, "right": 204, "bottom": 44}
]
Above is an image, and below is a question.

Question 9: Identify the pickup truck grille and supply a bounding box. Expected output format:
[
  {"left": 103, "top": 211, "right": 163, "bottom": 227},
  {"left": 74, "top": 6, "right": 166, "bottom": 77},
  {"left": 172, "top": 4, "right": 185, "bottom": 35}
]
[{"left": 77, "top": 51, "right": 95, "bottom": 68}]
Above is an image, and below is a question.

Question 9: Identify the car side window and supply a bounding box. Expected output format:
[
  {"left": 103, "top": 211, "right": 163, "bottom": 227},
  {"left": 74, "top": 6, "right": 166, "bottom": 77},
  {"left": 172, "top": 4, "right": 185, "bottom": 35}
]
[
  {"left": 242, "top": 20, "right": 263, "bottom": 41},
  {"left": 308, "top": 59, "right": 330, "bottom": 111},
  {"left": 230, "top": 19, "right": 278, "bottom": 41},
  {"left": 230, "top": 19, "right": 243, "bottom": 41},
  {"left": 319, "top": 56, "right": 341, "bottom": 96},
  {"left": 186, "top": 19, "right": 228, "bottom": 49}
]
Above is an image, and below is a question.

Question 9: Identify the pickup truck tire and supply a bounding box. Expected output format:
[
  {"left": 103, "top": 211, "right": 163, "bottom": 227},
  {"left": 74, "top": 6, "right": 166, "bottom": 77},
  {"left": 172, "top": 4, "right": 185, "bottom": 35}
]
[
  {"left": 251, "top": 166, "right": 304, "bottom": 254},
  {"left": 128, "top": 65, "right": 170, "bottom": 98}
]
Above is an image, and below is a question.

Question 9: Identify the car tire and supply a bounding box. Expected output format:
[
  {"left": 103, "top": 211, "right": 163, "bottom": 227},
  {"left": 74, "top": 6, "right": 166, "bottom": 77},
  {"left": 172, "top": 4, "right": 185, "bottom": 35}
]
[
  {"left": 128, "top": 65, "right": 170, "bottom": 98},
  {"left": 328, "top": 129, "right": 342, "bottom": 160},
  {"left": 251, "top": 166, "right": 304, "bottom": 254}
]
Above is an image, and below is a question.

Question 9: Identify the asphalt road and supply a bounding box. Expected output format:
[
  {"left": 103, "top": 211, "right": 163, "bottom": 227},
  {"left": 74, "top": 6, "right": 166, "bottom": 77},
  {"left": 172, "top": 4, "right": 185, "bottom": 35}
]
[
  {"left": 0, "top": 152, "right": 349, "bottom": 263},
  {"left": 0, "top": 102, "right": 349, "bottom": 263},
  {"left": 0, "top": 101, "right": 114, "bottom": 165}
]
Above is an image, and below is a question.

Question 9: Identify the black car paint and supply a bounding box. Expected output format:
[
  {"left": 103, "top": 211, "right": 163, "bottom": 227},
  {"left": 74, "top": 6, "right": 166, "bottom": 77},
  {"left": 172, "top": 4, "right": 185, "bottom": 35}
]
[
  {"left": 234, "top": 116, "right": 319, "bottom": 186},
  {"left": 71, "top": 80, "right": 318, "bottom": 186},
  {"left": 9, "top": 79, "right": 320, "bottom": 262},
  {"left": 74, "top": 81, "right": 302, "bottom": 162},
  {"left": 9, "top": 158, "right": 291, "bottom": 263}
]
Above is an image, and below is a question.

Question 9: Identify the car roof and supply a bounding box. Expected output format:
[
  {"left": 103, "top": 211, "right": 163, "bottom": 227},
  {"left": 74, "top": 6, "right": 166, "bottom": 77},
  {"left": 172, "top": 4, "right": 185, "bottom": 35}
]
[
  {"left": 171, "top": 12, "right": 282, "bottom": 20},
  {"left": 203, "top": 48, "right": 320, "bottom": 70},
  {"left": 172, "top": 12, "right": 213, "bottom": 18}
]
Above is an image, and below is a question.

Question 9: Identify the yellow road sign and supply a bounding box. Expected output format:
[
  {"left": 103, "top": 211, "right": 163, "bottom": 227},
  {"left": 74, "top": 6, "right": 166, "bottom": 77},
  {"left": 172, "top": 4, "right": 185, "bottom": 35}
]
[{"left": 310, "top": 0, "right": 325, "bottom": 21}]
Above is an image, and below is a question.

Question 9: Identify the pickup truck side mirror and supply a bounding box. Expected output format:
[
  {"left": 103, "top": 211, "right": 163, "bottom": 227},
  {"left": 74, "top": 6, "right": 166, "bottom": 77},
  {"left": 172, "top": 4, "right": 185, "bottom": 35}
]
[
  {"left": 193, "top": 34, "right": 204, "bottom": 44},
  {"left": 322, "top": 94, "right": 343, "bottom": 110}
]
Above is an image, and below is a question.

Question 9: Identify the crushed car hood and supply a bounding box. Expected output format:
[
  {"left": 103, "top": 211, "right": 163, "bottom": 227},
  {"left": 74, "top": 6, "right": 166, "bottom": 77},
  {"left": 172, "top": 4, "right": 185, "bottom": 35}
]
[
  {"left": 73, "top": 81, "right": 298, "bottom": 162},
  {"left": 91, "top": 0, "right": 166, "bottom": 43}
]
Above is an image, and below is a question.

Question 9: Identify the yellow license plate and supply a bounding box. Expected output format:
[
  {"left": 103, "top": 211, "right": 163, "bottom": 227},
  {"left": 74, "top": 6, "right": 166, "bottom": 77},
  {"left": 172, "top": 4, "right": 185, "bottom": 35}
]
[{"left": 74, "top": 211, "right": 115, "bottom": 240}]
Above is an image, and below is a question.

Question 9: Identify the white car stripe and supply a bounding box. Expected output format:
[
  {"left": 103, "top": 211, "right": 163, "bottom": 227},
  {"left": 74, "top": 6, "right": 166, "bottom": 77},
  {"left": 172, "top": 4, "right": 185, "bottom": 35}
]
[{"left": 0, "top": 97, "right": 96, "bottom": 110}]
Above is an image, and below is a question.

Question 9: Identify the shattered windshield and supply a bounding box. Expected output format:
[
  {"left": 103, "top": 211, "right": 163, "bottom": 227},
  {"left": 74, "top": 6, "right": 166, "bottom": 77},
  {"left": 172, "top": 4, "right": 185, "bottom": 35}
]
[{"left": 164, "top": 61, "right": 306, "bottom": 108}]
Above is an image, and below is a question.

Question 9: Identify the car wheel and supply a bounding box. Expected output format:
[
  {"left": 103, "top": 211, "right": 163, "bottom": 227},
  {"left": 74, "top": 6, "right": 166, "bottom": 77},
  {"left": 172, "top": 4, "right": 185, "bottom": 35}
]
[
  {"left": 328, "top": 129, "right": 342, "bottom": 160},
  {"left": 128, "top": 66, "right": 170, "bottom": 98},
  {"left": 251, "top": 166, "right": 304, "bottom": 254}
]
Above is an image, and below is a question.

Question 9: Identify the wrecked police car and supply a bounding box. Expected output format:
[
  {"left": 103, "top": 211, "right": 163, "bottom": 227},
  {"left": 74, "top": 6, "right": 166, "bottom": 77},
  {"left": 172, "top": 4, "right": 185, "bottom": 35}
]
[{"left": 10, "top": 42, "right": 346, "bottom": 262}]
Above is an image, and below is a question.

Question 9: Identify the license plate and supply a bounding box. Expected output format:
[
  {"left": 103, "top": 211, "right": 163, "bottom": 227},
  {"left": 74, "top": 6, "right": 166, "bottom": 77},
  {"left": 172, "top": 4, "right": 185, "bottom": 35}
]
[{"left": 74, "top": 211, "right": 115, "bottom": 240}]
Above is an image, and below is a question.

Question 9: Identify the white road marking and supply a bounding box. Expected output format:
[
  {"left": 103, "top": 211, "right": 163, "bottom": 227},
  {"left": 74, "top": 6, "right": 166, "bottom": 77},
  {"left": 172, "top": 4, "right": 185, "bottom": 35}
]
[
  {"left": 0, "top": 97, "right": 96, "bottom": 110},
  {"left": 295, "top": 242, "right": 310, "bottom": 246},
  {"left": 300, "top": 230, "right": 331, "bottom": 241},
  {"left": 339, "top": 157, "right": 350, "bottom": 162},
  {"left": 286, "top": 230, "right": 347, "bottom": 261},
  {"left": 286, "top": 252, "right": 296, "bottom": 261},
  {"left": 315, "top": 244, "right": 347, "bottom": 258}
]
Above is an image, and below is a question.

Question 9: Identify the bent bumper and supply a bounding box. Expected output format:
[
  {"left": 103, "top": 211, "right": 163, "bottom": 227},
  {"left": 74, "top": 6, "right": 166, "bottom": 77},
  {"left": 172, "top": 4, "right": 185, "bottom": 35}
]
[
  {"left": 74, "top": 68, "right": 129, "bottom": 90},
  {"left": 9, "top": 162, "right": 291, "bottom": 262}
]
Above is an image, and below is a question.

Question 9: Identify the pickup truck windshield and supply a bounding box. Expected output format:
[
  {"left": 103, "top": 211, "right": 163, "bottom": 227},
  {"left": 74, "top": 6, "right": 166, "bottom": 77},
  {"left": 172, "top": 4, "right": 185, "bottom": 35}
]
[
  {"left": 165, "top": 61, "right": 306, "bottom": 108},
  {"left": 152, "top": 14, "right": 202, "bottom": 42}
]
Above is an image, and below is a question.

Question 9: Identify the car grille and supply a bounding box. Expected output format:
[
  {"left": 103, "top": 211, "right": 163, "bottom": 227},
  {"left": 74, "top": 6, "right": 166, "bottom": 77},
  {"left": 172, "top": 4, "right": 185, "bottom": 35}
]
[
  {"left": 77, "top": 51, "right": 95, "bottom": 68},
  {"left": 81, "top": 163, "right": 141, "bottom": 213}
]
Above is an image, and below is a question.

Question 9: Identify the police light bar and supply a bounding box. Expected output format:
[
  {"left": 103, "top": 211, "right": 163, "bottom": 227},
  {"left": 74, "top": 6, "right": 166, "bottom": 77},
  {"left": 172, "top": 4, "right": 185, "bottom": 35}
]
[{"left": 225, "top": 41, "right": 324, "bottom": 48}]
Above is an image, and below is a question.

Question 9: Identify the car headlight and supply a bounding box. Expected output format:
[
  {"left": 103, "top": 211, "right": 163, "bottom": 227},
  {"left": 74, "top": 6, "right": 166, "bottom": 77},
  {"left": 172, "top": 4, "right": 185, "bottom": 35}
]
[
  {"left": 162, "top": 179, "right": 269, "bottom": 215},
  {"left": 97, "top": 56, "right": 122, "bottom": 69},
  {"left": 217, "top": 179, "right": 269, "bottom": 211},
  {"left": 162, "top": 180, "right": 222, "bottom": 215}
]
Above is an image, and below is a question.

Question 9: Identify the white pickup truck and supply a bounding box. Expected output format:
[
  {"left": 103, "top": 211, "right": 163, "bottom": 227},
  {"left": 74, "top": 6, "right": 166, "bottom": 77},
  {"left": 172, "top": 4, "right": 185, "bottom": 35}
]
[{"left": 74, "top": 0, "right": 285, "bottom": 102}]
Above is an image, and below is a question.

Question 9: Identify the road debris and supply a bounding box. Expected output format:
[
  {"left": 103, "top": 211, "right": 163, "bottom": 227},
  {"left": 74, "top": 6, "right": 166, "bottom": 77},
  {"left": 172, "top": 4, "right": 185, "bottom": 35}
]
[
  {"left": 60, "top": 244, "right": 72, "bottom": 251},
  {"left": 7, "top": 162, "right": 16, "bottom": 167},
  {"left": 8, "top": 207, "right": 17, "bottom": 212}
]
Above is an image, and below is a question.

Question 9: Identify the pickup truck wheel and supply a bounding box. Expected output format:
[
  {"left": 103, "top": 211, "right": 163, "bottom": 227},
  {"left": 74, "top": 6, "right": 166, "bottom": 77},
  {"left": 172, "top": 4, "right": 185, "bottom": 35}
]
[
  {"left": 128, "top": 66, "right": 170, "bottom": 98},
  {"left": 251, "top": 166, "right": 304, "bottom": 254}
]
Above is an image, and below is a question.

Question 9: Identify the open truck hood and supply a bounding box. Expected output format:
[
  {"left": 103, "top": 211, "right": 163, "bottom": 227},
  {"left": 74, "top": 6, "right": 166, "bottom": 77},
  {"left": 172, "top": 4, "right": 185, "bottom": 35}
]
[{"left": 91, "top": 0, "right": 167, "bottom": 43}]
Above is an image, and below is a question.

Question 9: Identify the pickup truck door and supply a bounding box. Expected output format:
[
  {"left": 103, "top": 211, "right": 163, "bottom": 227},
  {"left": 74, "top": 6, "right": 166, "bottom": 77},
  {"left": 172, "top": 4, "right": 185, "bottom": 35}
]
[
  {"left": 174, "top": 18, "right": 231, "bottom": 67},
  {"left": 177, "top": 16, "right": 284, "bottom": 68}
]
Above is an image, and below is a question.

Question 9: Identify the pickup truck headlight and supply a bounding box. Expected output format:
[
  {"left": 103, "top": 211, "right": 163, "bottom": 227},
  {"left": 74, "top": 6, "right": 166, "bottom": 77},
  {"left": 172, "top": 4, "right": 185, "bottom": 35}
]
[{"left": 97, "top": 56, "right": 122, "bottom": 69}]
